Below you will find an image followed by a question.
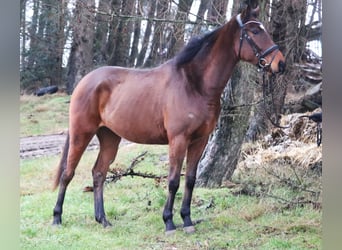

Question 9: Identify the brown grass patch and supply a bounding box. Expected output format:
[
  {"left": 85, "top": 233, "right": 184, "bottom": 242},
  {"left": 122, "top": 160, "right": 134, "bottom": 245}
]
[{"left": 35, "top": 105, "right": 49, "bottom": 113}]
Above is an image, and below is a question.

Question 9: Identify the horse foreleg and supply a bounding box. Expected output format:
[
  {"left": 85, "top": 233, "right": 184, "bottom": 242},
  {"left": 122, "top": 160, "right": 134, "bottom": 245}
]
[
  {"left": 181, "top": 137, "right": 209, "bottom": 233},
  {"left": 93, "top": 127, "right": 121, "bottom": 227},
  {"left": 163, "top": 135, "right": 188, "bottom": 234}
]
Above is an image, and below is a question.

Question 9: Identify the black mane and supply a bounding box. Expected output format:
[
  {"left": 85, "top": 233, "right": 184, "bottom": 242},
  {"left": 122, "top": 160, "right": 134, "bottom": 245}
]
[{"left": 175, "top": 27, "right": 220, "bottom": 67}]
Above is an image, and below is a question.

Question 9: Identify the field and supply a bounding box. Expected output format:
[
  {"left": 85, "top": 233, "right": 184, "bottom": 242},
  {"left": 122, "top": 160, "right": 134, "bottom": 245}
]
[{"left": 20, "top": 94, "right": 322, "bottom": 249}]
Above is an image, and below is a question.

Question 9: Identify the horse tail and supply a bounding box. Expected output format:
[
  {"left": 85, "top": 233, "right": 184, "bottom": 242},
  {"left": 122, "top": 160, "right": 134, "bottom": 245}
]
[{"left": 52, "top": 132, "right": 70, "bottom": 191}]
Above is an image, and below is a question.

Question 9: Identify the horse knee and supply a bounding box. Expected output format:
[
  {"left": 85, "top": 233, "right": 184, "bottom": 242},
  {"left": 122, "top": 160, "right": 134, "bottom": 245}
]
[
  {"left": 185, "top": 175, "right": 196, "bottom": 189},
  {"left": 60, "top": 170, "right": 75, "bottom": 185},
  {"left": 92, "top": 171, "right": 105, "bottom": 186},
  {"left": 168, "top": 178, "right": 180, "bottom": 193}
]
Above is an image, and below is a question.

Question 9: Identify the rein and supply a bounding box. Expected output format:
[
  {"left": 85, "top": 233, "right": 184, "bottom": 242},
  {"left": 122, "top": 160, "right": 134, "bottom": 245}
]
[
  {"left": 261, "top": 71, "right": 290, "bottom": 129},
  {"left": 236, "top": 14, "right": 289, "bottom": 129}
]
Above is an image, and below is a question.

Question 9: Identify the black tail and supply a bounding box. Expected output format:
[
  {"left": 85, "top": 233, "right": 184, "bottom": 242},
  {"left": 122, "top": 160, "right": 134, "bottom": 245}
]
[{"left": 52, "top": 132, "right": 70, "bottom": 190}]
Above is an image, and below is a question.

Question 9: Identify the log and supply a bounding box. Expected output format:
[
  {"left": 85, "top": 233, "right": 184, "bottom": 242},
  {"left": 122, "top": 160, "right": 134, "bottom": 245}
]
[
  {"left": 284, "top": 82, "right": 322, "bottom": 113},
  {"left": 35, "top": 85, "right": 59, "bottom": 96}
]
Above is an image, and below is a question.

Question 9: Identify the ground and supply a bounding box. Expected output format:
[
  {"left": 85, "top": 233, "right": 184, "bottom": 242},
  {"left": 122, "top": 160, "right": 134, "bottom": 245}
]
[{"left": 20, "top": 133, "right": 96, "bottom": 159}]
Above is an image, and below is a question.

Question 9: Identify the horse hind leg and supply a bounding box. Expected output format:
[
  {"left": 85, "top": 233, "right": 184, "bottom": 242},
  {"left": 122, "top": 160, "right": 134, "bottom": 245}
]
[
  {"left": 92, "top": 126, "right": 121, "bottom": 227},
  {"left": 53, "top": 130, "right": 95, "bottom": 225}
]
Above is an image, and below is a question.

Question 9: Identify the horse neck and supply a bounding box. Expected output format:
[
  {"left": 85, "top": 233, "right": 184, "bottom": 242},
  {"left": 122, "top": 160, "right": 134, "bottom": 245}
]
[{"left": 184, "top": 20, "right": 240, "bottom": 102}]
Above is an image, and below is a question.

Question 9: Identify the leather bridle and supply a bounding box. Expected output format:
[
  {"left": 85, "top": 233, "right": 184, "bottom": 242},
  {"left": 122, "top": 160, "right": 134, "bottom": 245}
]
[
  {"left": 236, "top": 14, "right": 289, "bottom": 129},
  {"left": 236, "top": 14, "right": 279, "bottom": 71}
]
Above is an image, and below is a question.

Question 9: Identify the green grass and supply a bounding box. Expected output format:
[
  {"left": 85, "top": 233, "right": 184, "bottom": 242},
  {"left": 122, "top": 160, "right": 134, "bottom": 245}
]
[
  {"left": 20, "top": 94, "right": 70, "bottom": 137},
  {"left": 20, "top": 145, "right": 321, "bottom": 249},
  {"left": 20, "top": 95, "right": 322, "bottom": 249}
]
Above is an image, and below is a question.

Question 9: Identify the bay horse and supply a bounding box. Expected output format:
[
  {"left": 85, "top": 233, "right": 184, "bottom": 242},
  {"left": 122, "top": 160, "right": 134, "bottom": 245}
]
[{"left": 52, "top": 2, "right": 285, "bottom": 234}]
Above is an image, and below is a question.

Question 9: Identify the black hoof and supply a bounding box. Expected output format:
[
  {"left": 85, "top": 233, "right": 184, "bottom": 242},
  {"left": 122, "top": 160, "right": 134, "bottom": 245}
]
[
  {"left": 96, "top": 217, "right": 112, "bottom": 228},
  {"left": 52, "top": 217, "right": 62, "bottom": 226}
]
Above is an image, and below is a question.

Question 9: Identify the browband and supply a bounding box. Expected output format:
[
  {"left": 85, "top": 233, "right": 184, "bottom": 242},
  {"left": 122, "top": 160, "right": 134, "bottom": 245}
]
[{"left": 236, "top": 14, "right": 244, "bottom": 28}]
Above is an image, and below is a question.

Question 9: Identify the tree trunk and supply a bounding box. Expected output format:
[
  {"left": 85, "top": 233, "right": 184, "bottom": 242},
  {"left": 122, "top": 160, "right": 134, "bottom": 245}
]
[
  {"left": 67, "top": 0, "right": 95, "bottom": 92},
  {"left": 191, "top": 0, "right": 209, "bottom": 35},
  {"left": 143, "top": 0, "right": 169, "bottom": 67},
  {"left": 46, "top": 0, "right": 66, "bottom": 87},
  {"left": 135, "top": 1, "right": 157, "bottom": 67},
  {"left": 208, "top": 0, "right": 228, "bottom": 24},
  {"left": 108, "top": 0, "right": 135, "bottom": 66},
  {"left": 26, "top": 0, "right": 40, "bottom": 71},
  {"left": 129, "top": 3, "right": 141, "bottom": 67},
  {"left": 167, "top": 0, "right": 194, "bottom": 58},
  {"left": 105, "top": 0, "right": 121, "bottom": 62},
  {"left": 93, "top": 0, "right": 112, "bottom": 65},
  {"left": 196, "top": 64, "right": 255, "bottom": 187},
  {"left": 20, "top": 0, "right": 27, "bottom": 70}
]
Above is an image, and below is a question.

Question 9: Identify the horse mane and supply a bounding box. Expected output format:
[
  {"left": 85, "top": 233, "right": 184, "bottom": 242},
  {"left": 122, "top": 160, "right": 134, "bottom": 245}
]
[{"left": 175, "top": 27, "right": 221, "bottom": 67}]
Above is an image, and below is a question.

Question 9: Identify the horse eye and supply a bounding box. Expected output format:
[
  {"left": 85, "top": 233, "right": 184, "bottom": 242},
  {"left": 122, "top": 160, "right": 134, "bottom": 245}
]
[{"left": 251, "top": 28, "right": 261, "bottom": 35}]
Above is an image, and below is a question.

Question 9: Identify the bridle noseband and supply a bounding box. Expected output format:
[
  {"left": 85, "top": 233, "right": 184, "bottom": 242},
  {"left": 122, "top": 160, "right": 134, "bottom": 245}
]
[{"left": 236, "top": 14, "right": 279, "bottom": 71}]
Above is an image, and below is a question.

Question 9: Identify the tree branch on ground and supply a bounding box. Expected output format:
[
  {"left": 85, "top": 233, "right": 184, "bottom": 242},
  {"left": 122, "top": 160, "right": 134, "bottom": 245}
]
[{"left": 83, "top": 151, "right": 183, "bottom": 192}]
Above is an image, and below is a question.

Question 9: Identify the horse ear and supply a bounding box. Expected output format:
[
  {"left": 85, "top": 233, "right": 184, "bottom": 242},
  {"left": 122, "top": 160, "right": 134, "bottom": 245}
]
[
  {"left": 251, "top": 6, "right": 260, "bottom": 17},
  {"left": 246, "top": 0, "right": 258, "bottom": 9},
  {"left": 239, "top": 0, "right": 259, "bottom": 20}
]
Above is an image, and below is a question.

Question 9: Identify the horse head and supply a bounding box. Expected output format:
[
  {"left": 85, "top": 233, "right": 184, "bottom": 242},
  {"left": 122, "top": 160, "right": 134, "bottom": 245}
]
[{"left": 236, "top": 0, "right": 286, "bottom": 74}]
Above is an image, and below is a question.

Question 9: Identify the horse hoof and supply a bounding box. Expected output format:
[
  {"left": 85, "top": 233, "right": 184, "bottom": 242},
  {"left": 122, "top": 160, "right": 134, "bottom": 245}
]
[
  {"left": 165, "top": 229, "right": 176, "bottom": 236},
  {"left": 183, "top": 226, "right": 195, "bottom": 234},
  {"left": 52, "top": 217, "right": 62, "bottom": 225}
]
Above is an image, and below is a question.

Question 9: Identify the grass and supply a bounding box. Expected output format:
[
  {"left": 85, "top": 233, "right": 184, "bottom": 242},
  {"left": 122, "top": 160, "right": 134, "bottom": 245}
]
[
  {"left": 20, "top": 146, "right": 322, "bottom": 249},
  {"left": 20, "top": 94, "right": 70, "bottom": 137},
  {"left": 20, "top": 95, "right": 322, "bottom": 249}
]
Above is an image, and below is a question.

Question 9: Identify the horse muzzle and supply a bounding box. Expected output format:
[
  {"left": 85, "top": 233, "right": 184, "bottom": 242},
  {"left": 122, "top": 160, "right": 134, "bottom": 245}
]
[
  {"left": 278, "top": 60, "right": 286, "bottom": 74},
  {"left": 262, "top": 51, "right": 286, "bottom": 75}
]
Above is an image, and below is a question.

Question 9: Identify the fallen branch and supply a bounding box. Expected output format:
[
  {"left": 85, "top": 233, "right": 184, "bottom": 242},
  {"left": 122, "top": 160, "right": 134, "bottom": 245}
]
[
  {"left": 83, "top": 151, "right": 183, "bottom": 192},
  {"left": 106, "top": 151, "right": 172, "bottom": 183}
]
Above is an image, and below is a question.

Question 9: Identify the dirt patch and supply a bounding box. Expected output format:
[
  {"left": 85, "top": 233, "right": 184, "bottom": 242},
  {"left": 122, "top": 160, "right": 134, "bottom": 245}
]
[
  {"left": 20, "top": 133, "right": 132, "bottom": 159},
  {"left": 20, "top": 133, "right": 99, "bottom": 159}
]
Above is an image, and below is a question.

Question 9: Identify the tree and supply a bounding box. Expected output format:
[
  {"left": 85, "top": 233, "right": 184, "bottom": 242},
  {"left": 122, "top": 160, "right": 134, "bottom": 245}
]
[
  {"left": 93, "top": 0, "right": 112, "bottom": 66},
  {"left": 135, "top": 1, "right": 157, "bottom": 67},
  {"left": 20, "top": 0, "right": 27, "bottom": 70},
  {"left": 66, "top": 0, "right": 95, "bottom": 93},
  {"left": 46, "top": 0, "right": 67, "bottom": 87},
  {"left": 20, "top": 0, "right": 68, "bottom": 91},
  {"left": 195, "top": 0, "right": 255, "bottom": 187},
  {"left": 197, "top": 63, "right": 255, "bottom": 187},
  {"left": 167, "top": 0, "right": 194, "bottom": 58},
  {"left": 246, "top": 0, "right": 311, "bottom": 140},
  {"left": 108, "top": 0, "right": 135, "bottom": 66},
  {"left": 143, "top": 0, "right": 170, "bottom": 67}
]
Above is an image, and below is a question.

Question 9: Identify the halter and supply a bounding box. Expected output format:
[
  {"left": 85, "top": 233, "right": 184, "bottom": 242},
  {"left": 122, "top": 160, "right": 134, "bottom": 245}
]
[{"left": 236, "top": 14, "right": 279, "bottom": 71}]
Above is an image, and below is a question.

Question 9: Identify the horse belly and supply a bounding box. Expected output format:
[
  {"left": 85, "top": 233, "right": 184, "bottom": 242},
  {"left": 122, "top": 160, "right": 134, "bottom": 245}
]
[
  {"left": 103, "top": 106, "right": 168, "bottom": 144},
  {"left": 111, "top": 122, "right": 168, "bottom": 144}
]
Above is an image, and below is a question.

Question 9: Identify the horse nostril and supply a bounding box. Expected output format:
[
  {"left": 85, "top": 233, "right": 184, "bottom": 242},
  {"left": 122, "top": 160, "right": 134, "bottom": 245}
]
[{"left": 278, "top": 61, "right": 286, "bottom": 73}]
